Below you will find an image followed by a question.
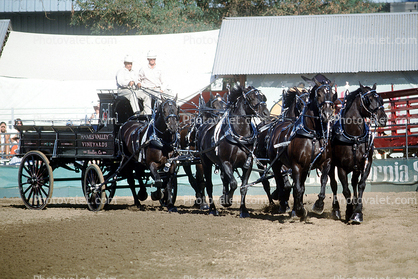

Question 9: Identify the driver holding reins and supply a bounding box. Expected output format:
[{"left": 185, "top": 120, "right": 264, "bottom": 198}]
[{"left": 116, "top": 55, "right": 145, "bottom": 115}]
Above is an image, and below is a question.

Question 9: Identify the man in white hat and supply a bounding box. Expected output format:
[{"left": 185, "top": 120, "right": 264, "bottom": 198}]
[
  {"left": 138, "top": 50, "right": 166, "bottom": 91},
  {"left": 137, "top": 50, "right": 168, "bottom": 114},
  {"left": 115, "top": 55, "right": 143, "bottom": 114}
]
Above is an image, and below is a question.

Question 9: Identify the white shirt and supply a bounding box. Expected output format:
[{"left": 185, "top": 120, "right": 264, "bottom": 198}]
[
  {"left": 116, "top": 67, "right": 137, "bottom": 88},
  {"left": 138, "top": 65, "right": 165, "bottom": 90}
]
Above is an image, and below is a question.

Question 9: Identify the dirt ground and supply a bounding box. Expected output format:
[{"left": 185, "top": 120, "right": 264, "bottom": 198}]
[{"left": 0, "top": 192, "right": 417, "bottom": 279}]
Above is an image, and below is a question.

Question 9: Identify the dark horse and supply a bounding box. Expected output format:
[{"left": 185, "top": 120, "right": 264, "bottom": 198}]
[
  {"left": 197, "top": 85, "right": 270, "bottom": 217},
  {"left": 315, "top": 83, "right": 387, "bottom": 223},
  {"left": 256, "top": 86, "right": 307, "bottom": 208},
  {"left": 267, "top": 76, "right": 337, "bottom": 220},
  {"left": 118, "top": 95, "right": 180, "bottom": 211},
  {"left": 179, "top": 92, "right": 227, "bottom": 209}
]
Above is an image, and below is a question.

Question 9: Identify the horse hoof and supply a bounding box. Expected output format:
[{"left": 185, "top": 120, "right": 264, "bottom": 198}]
[
  {"left": 138, "top": 190, "right": 148, "bottom": 201},
  {"left": 151, "top": 190, "right": 162, "bottom": 201},
  {"left": 350, "top": 213, "right": 363, "bottom": 224},
  {"left": 290, "top": 210, "right": 298, "bottom": 219},
  {"left": 271, "top": 189, "right": 279, "bottom": 201},
  {"left": 200, "top": 203, "right": 209, "bottom": 210},
  {"left": 291, "top": 208, "right": 307, "bottom": 221},
  {"left": 312, "top": 201, "right": 324, "bottom": 215},
  {"left": 168, "top": 206, "right": 178, "bottom": 213},
  {"left": 332, "top": 209, "right": 341, "bottom": 220},
  {"left": 278, "top": 204, "right": 290, "bottom": 214},
  {"left": 300, "top": 208, "right": 308, "bottom": 221},
  {"left": 220, "top": 195, "right": 232, "bottom": 207},
  {"left": 209, "top": 209, "right": 219, "bottom": 216},
  {"left": 240, "top": 211, "right": 250, "bottom": 218}
]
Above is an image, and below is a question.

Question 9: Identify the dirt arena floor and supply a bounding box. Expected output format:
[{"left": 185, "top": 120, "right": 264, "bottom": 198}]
[{"left": 1, "top": 191, "right": 417, "bottom": 279}]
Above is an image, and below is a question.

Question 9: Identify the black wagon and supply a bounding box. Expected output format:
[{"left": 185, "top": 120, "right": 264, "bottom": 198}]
[{"left": 15, "top": 91, "right": 174, "bottom": 211}]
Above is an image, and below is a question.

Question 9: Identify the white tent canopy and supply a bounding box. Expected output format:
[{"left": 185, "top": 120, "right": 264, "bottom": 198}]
[{"left": 0, "top": 30, "right": 219, "bottom": 123}]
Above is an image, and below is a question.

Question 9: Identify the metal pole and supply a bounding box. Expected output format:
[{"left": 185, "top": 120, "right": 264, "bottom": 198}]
[{"left": 406, "top": 121, "right": 408, "bottom": 159}]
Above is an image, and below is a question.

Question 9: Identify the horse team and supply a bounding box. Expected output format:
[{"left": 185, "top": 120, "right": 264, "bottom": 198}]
[{"left": 119, "top": 74, "right": 388, "bottom": 224}]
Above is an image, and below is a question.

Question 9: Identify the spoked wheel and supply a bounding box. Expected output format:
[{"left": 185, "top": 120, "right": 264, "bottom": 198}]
[
  {"left": 18, "top": 151, "right": 54, "bottom": 210},
  {"left": 83, "top": 164, "right": 106, "bottom": 211},
  {"left": 82, "top": 160, "right": 116, "bottom": 205}
]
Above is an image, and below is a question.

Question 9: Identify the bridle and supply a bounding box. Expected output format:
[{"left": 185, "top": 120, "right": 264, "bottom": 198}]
[
  {"left": 360, "top": 89, "right": 384, "bottom": 120},
  {"left": 210, "top": 95, "right": 227, "bottom": 108},
  {"left": 315, "top": 84, "right": 335, "bottom": 113},
  {"left": 161, "top": 99, "right": 179, "bottom": 124},
  {"left": 242, "top": 88, "right": 267, "bottom": 118}
]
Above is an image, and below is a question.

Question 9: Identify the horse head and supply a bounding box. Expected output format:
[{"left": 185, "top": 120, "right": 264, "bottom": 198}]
[
  {"left": 359, "top": 83, "right": 387, "bottom": 127},
  {"left": 283, "top": 87, "right": 308, "bottom": 119},
  {"left": 312, "top": 77, "right": 337, "bottom": 124},
  {"left": 242, "top": 86, "right": 270, "bottom": 120},
  {"left": 159, "top": 94, "right": 179, "bottom": 133},
  {"left": 207, "top": 92, "right": 227, "bottom": 115}
]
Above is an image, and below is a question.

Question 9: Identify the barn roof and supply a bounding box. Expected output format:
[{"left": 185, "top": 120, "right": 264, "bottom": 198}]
[
  {"left": 0, "top": 0, "right": 75, "bottom": 13},
  {"left": 212, "top": 13, "right": 418, "bottom": 76},
  {"left": 0, "top": 19, "right": 11, "bottom": 55}
]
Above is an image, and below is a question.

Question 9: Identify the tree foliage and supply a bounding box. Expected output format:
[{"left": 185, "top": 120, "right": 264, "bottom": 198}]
[{"left": 71, "top": 0, "right": 386, "bottom": 35}]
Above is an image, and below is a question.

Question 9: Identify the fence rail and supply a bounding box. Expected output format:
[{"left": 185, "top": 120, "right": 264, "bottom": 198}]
[{"left": 0, "top": 107, "right": 94, "bottom": 131}]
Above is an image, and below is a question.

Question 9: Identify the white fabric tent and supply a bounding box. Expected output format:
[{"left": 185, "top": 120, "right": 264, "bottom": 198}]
[{"left": 0, "top": 30, "right": 219, "bottom": 123}]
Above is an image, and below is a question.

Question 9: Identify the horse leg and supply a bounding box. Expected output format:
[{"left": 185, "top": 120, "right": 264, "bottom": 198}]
[
  {"left": 329, "top": 164, "right": 341, "bottom": 220},
  {"left": 350, "top": 169, "right": 365, "bottom": 223},
  {"left": 220, "top": 161, "right": 236, "bottom": 207},
  {"left": 338, "top": 167, "right": 352, "bottom": 222},
  {"left": 127, "top": 170, "right": 141, "bottom": 207},
  {"left": 291, "top": 164, "right": 308, "bottom": 221},
  {"left": 312, "top": 161, "right": 331, "bottom": 215},
  {"left": 202, "top": 157, "right": 218, "bottom": 216},
  {"left": 259, "top": 162, "right": 274, "bottom": 205},
  {"left": 135, "top": 168, "right": 148, "bottom": 201},
  {"left": 166, "top": 164, "right": 178, "bottom": 213},
  {"left": 271, "top": 161, "right": 289, "bottom": 213},
  {"left": 239, "top": 165, "right": 253, "bottom": 218},
  {"left": 149, "top": 162, "right": 163, "bottom": 201},
  {"left": 183, "top": 164, "right": 199, "bottom": 205},
  {"left": 195, "top": 163, "right": 209, "bottom": 210}
]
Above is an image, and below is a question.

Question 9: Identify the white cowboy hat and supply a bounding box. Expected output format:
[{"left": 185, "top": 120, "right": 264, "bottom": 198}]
[
  {"left": 147, "top": 50, "right": 157, "bottom": 59},
  {"left": 124, "top": 55, "right": 133, "bottom": 63}
]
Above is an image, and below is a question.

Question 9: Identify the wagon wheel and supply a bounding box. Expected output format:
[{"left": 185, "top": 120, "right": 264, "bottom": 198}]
[
  {"left": 81, "top": 160, "right": 116, "bottom": 205},
  {"left": 160, "top": 172, "right": 178, "bottom": 206},
  {"left": 83, "top": 164, "right": 106, "bottom": 211},
  {"left": 18, "top": 151, "right": 54, "bottom": 210}
]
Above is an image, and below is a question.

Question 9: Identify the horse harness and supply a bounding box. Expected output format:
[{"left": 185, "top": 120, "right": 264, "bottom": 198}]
[
  {"left": 199, "top": 89, "right": 264, "bottom": 169},
  {"left": 333, "top": 89, "right": 381, "bottom": 170}
]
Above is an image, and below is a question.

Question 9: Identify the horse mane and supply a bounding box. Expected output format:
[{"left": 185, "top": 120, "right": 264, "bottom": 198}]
[
  {"left": 307, "top": 74, "right": 332, "bottom": 101},
  {"left": 283, "top": 88, "right": 298, "bottom": 109},
  {"left": 228, "top": 85, "right": 244, "bottom": 104},
  {"left": 344, "top": 87, "right": 364, "bottom": 111}
]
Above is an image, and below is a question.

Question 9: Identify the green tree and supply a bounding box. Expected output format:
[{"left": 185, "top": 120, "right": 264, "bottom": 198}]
[
  {"left": 71, "top": 0, "right": 385, "bottom": 35},
  {"left": 71, "top": 0, "right": 216, "bottom": 35}
]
